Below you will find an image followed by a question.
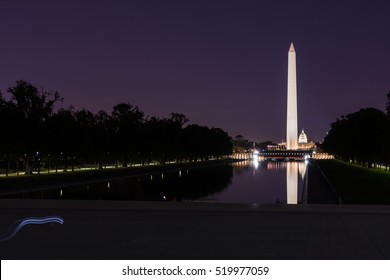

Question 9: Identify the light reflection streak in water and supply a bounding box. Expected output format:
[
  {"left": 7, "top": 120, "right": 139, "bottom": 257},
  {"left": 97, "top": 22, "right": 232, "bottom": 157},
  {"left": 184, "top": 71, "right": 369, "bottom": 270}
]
[
  {"left": 265, "top": 161, "right": 306, "bottom": 204},
  {"left": 252, "top": 159, "right": 259, "bottom": 169},
  {"left": 0, "top": 216, "right": 64, "bottom": 242},
  {"left": 286, "top": 162, "right": 299, "bottom": 204}
]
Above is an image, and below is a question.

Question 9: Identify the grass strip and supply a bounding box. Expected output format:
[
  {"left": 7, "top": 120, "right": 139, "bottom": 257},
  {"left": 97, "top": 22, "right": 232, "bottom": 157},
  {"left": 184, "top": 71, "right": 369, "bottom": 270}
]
[{"left": 316, "top": 159, "right": 390, "bottom": 204}]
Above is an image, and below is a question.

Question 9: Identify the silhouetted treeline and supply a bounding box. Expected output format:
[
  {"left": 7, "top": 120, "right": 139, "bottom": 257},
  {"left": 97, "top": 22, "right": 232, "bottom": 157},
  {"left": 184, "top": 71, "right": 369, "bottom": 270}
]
[
  {"left": 0, "top": 80, "right": 233, "bottom": 175},
  {"left": 322, "top": 103, "right": 390, "bottom": 169}
]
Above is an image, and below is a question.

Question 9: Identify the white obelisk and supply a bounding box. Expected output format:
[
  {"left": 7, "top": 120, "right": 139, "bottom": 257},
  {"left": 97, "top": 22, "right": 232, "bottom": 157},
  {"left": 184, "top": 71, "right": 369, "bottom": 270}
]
[{"left": 286, "top": 42, "right": 298, "bottom": 150}]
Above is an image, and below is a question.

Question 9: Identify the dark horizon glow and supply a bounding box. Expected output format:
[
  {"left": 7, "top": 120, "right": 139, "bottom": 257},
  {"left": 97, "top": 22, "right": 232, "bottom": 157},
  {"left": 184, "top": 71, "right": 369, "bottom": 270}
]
[{"left": 1, "top": 0, "right": 389, "bottom": 143}]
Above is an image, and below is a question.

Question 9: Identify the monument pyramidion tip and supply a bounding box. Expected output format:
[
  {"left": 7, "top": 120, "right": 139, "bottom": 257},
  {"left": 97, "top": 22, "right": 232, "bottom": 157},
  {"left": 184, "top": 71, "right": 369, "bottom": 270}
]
[{"left": 289, "top": 42, "right": 295, "bottom": 52}]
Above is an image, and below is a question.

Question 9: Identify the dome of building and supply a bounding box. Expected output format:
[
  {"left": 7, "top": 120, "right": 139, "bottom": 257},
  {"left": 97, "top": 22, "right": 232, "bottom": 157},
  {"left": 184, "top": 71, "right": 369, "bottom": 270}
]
[{"left": 298, "top": 129, "right": 308, "bottom": 144}]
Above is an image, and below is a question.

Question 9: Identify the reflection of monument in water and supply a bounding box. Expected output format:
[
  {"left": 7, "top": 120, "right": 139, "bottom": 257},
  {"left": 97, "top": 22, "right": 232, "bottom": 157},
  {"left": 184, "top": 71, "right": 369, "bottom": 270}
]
[
  {"left": 286, "top": 162, "right": 298, "bottom": 204},
  {"left": 285, "top": 43, "right": 308, "bottom": 204},
  {"left": 265, "top": 161, "right": 307, "bottom": 204},
  {"left": 286, "top": 161, "right": 307, "bottom": 204},
  {"left": 256, "top": 43, "right": 314, "bottom": 203}
]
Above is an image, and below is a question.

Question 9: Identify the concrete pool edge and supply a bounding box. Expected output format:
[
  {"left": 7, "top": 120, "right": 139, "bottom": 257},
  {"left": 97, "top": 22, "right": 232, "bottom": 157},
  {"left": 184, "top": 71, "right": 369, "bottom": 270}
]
[{"left": 1, "top": 199, "right": 390, "bottom": 214}]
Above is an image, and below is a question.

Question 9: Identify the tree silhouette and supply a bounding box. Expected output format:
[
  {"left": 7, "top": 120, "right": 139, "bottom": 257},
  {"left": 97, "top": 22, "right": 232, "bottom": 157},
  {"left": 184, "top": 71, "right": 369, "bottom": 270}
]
[
  {"left": 323, "top": 108, "right": 390, "bottom": 168},
  {"left": 169, "top": 113, "right": 189, "bottom": 128},
  {"left": 111, "top": 103, "right": 145, "bottom": 167},
  {"left": 6, "top": 80, "right": 61, "bottom": 174},
  {"left": 0, "top": 80, "right": 233, "bottom": 175},
  {"left": 386, "top": 90, "right": 390, "bottom": 118},
  {"left": 46, "top": 107, "right": 78, "bottom": 172}
]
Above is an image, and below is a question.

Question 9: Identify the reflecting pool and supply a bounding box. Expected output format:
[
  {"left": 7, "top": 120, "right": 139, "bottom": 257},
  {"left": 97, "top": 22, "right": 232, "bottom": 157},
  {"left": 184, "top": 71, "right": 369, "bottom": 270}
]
[
  {"left": 1, "top": 160, "right": 307, "bottom": 204},
  {"left": 201, "top": 160, "right": 307, "bottom": 204}
]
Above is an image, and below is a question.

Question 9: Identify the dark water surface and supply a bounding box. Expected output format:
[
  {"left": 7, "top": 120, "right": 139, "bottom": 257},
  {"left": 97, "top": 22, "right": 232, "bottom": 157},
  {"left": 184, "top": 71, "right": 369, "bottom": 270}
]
[{"left": 1, "top": 161, "right": 307, "bottom": 204}]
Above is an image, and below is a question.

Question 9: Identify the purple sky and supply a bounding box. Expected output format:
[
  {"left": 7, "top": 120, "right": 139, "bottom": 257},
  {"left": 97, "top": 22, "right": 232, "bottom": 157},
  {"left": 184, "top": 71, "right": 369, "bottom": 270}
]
[{"left": 1, "top": 0, "right": 389, "bottom": 142}]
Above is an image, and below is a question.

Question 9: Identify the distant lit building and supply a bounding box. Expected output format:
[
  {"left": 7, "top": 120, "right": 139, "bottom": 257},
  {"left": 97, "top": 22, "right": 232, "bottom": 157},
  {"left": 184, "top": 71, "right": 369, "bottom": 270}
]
[
  {"left": 297, "top": 129, "right": 315, "bottom": 150},
  {"left": 298, "top": 129, "right": 307, "bottom": 144},
  {"left": 267, "top": 129, "right": 315, "bottom": 151}
]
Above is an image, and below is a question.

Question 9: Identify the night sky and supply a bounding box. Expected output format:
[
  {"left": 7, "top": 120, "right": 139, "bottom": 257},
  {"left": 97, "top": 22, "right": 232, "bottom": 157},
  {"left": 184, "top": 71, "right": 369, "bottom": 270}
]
[{"left": 1, "top": 0, "right": 389, "bottom": 142}]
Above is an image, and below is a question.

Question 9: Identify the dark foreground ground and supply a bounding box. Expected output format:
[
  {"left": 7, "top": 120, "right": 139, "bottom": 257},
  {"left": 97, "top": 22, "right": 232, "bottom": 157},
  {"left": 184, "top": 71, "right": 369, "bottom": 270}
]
[
  {"left": 1, "top": 159, "right": 389, "bottom": 260},
  {"left": 1, "top": 200, "right": 390, "bottom": 260}
]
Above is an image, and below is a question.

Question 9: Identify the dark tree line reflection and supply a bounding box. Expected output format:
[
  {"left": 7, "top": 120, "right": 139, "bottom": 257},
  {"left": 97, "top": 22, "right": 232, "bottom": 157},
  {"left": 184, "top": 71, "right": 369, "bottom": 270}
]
[
  {"left": 4, "top": 165, "right": 234, "bottom": 202},
  {"left": 0, "top": 80, "right": 232, "bottom": 175}
]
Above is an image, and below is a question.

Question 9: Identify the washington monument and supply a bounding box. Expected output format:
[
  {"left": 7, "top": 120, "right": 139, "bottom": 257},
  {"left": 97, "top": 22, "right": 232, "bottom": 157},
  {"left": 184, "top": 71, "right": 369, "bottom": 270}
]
[{"left": 286, "top": 42, "right": 298, "bottom": 150}]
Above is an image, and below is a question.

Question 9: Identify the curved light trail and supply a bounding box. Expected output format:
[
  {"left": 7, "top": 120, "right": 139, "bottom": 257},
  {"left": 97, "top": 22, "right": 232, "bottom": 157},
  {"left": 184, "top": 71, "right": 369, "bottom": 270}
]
[{"left": 0, "top": 216, "right": 64, "bottom": 242}]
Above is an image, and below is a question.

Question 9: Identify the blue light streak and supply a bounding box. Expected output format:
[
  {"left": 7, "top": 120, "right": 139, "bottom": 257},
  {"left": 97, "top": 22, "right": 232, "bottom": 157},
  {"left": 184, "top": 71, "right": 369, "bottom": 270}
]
[{"left": 0, "top": 216, "right": 64, "bottom": 242}]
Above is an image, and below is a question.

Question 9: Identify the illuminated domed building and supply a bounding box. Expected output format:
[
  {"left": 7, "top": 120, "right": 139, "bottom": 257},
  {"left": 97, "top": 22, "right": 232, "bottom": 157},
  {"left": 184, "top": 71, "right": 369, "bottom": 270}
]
[
  {"left": 269, "top": 129, "right": 315, "bottom": 151},
  {"left": 298, "top": 129, "right": 308, "bottom": 144},
  {"left": 298, "top": 129, "right": 315, "bottom": 150}
]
